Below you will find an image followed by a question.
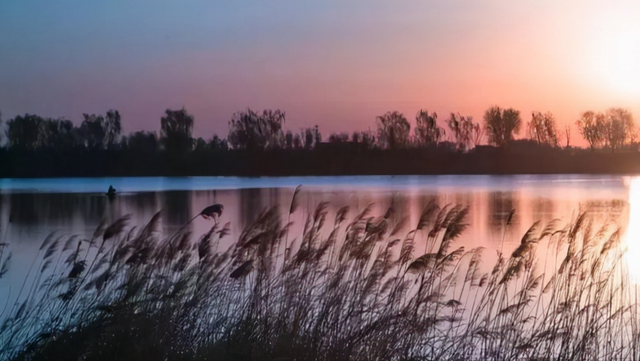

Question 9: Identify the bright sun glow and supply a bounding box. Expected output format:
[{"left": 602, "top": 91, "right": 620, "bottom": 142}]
[
  {"left": 625, "top": 177, "right": 640, "bottom": 281},
  {"left": 591, "top": 21, "right": 640, "bottom": 96}
]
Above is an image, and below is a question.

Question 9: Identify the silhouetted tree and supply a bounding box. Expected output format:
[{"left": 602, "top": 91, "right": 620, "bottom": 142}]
[
  {"left": 483, "top": 106, "right": 521, "bottom": 147},
  {"left": 103, "top": 109, "right": 122, "bottom": 149},
  {"left": 576, "top": 111, "right": 606, "bottom": 150},
  {"left": 7, "top": 114, "right": 43, "bottom": 150},
  {"left": 40, "top": 118, "right": 78, "bottom": 149},
  {"left": 80, "top": 114, "right": 106, "bottom": 149},
  {"left": 376, "top": 111, "right": 410, "bottom": 149},
  {"left": 293, "top": 133, "right": 302, "bottom": 149},
  {"left": 447, "top": 113, "right": 481, "bottom": 151},
  {"left": 285, "top": 131, "right": 294, "bottom": 149},
  {"left": 328, "top": 132, "right": 350, "bottom": 143},
  {"left": 303, "top": 126, "right": 321, "bottom": 149},
  {"left": 161, "top": 107, "right": 194, "bottom": 153},
  {"left": 0, "top": 111, "right": 5, "bottom": 147},
  {"left": 5, "top": 114, "right": 81, "bottom": 150},
  {"left": 192, "top": 138, "right": 206, "bottom": 151},
  {"left": 78, "top": 110, "right": 121, "bottom": 149},
  {"left": 527, "top": 111, "right": 558, "bottom": 147},
  {"left": 304, "top": 128, "right": 314, "bottom": 149},
  {"left": 285, "top": 126, "right": 321, "bottom": 149},
  {"left": 79, "top": 114, "right": 102, "bottom": 149},
  {"left": 227, "top": 109, "right": 285, "bottom": 151},
  {"left": 208, "top": 135, "right": 228, "bottom": 151},
  {"left": 414, "top": 110, "right": 444, "bottom": 147},
  {"left": 124, "top": 131, "right": 158, "bottom": 153},
  {"left": 603, "top": 108, "right": 636, "bottom": 152},
  {"left": 314, "top": 125, "right": 322, "bottom": 145},
  {"left": 351, "top": 131, "right": 376, "bottom": 149}
]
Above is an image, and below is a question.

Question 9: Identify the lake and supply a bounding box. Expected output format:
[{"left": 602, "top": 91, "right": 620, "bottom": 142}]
[
  {"left": 2, "top": 174, "right": 640, "bottom": 360},
  {"left": 0, "top": 174, "right": 637, "bottom": 299}
]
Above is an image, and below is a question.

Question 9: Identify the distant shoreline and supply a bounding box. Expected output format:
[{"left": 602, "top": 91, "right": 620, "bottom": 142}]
[{"left": 3, "top": 147, "right": 640, "bottom": 178}]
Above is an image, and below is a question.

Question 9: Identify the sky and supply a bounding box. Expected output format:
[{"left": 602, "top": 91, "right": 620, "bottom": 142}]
[{"left": 2, "top": 1, "right": 640, "bottom": 145}]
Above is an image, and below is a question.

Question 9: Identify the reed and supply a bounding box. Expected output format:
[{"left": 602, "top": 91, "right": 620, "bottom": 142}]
[{"left": 0, "top": 200, "right": 637, "bottom": 361}]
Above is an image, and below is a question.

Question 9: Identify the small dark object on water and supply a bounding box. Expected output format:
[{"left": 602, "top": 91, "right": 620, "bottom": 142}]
[
  {"left": 106, "top": 185, "right": 116, "bottom": 199},
  {"left": 200, "top": 204, "right": 224, "bottom": 220}
]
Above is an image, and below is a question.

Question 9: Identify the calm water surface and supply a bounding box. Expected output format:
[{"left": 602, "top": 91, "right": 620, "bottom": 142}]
[{"left": 0, "top": 175, "right": 638, "bottom": 302}]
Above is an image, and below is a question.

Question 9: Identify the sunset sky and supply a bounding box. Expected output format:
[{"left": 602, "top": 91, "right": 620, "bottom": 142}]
[{"left": 2, "top": 1, "right": 640, "bottom": 145}]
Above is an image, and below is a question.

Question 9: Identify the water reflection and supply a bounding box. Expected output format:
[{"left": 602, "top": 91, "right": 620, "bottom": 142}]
[
  {"left": 7, "top": 193, "right": 107, "bottom": 226},
  {"left": 487, "top": 191, "right": 519, "bottom": 242},
  {"left": 161, "top": 191, "right": 192, "bottom": 227},
  {"left": 530, "top": 197, "right": 554, "bottom": 220},
  {"left": 625, "top": 178, "right": 640, "bottom": 281},
  {"left": 0, "top": 175, "right": 634, "bottom": 287}
]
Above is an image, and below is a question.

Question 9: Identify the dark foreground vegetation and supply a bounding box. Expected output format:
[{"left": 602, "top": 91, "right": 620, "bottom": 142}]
[
  {"left": 2, "top": 106, "right": 640, "bottom": 176},
  {"left": 6, "top": 146, "right": 640, "bottom": 177},
  {"left": 0, "top": 197, "right": 636, "bottom": 360}
]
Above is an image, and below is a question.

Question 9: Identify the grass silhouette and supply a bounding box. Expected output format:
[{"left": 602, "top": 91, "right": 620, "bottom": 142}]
[{"left": 0, "top": 198, "right": 636, "bottom": 360}]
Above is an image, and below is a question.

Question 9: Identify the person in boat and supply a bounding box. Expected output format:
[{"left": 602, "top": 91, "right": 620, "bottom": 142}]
[{"left": 107, "top": 185, "right": 116, "bottom": 198}]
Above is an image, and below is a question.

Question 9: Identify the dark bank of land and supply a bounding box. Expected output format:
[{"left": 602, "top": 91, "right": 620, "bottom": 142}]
[
  {"left": 2, "top": 145, "right": 640, "bottom": 178},
  {"left": 4, "top": 106, "right": 640, "bottom": 177}
]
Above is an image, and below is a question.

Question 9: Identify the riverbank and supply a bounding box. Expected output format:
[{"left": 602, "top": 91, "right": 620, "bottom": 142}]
[{"left": 2, "top": 147, "right": 640, "bottom": 177}]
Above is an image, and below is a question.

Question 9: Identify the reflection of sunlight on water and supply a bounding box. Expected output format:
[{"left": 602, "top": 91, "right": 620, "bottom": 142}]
[{"left": 624, "top": 177, "right": 640, "bottom": 282}]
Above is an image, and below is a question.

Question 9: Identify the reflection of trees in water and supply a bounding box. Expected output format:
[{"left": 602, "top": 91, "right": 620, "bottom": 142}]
[
  {"left": 7, "top": 193, "right": 107, "bottom": 226},
  {"left": 106, "top": 192, "right": 160, "bottom": 226},
  {"left": 240, "top": 188, "right": 264, "bottom": 224},
  {"left": 127, "top": 192, "right": 159, "bottom": 218},
  {"left": 453, "top": 193, "right": 473, "bottom": 208},
  {"left": 580, "top": 199, "right": 627, "bottom": 222},
  {"left": 530, "top": 197, "right": 555, "bottom": 220},
  {"left": 160, "top": 191, "right": 191, "bottom": 226},
  {"left": 267, "top": 188, "right": 281, "bottom": 212},
  {"left": 488, "top": 192, "right": 519, "bottom": 233},
  {"left": 416, "top": 194, "right": 439, "bottom": 229},
  {"left": 238, "top": 188, "right": 281, "bottom": 224},
  {"left": 383, "top": 193, "right": 410, "bottom": 226}
]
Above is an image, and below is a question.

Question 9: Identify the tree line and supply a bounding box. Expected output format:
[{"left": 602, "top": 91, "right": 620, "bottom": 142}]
[{"left": 0, "top": 105, "right": 637, "bottom": 153}]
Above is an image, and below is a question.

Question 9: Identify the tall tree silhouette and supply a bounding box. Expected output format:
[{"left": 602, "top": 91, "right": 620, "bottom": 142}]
[
  {"left": 40, "top": 118, "right": 78, "bottom": 149},
  {"left": 227, "top": 109, "right": 285, "bottom": 150},
  {"left": 161, "top": 108, "right": 194, "bottom": 153},
  {"left": 328, "top": 132, "right": 350, "bottom": 143},
  {"left": 447, "top": 113, "right": 482, "bottom": 151},
  {"left": 208, "top": 135, "right": 228, "bottom": 151},
  {"left": 576, "top": 111, "right": 606, "bottom": 150},
  {"left": 527, "top": 111, "right": 558, "bottom": 147},
  {"left": 285, "top": 131, "right": 294, "bottom": 149},
  {"left": 103, "top": 109, "right": 122, "bottom": 149},
  {"left": 124, "top": 131, "right": 158, "bottom": 153},
  {"left": 303, "top": 126, "right": 321, "bottom": 149},
  {"left": 483, "top": 106, "right": 521, "bottom": 147},
  {"left": 352, "top": 131, "right": 376, "bottom": 149},
  {"left": 376, "top": 111, "right": 410, "bottom": 149},
  {"left": 7, "top": 114, "right": 43, "bottom": 150},
  {"left": 80, "top": 114, "right": 106, "bottom": 149},
  {"left": 603, "top": 108, "right": 636, "bottom": 152},
  {"left": 414, "top": 110, "right": 444, "bottom": 147},
  {"left": 79, "top": 110, "right": 121, "bottom": 149}
]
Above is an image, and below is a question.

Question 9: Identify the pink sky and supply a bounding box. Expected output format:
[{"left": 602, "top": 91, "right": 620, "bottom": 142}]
[{"left": 2, "top": 1, "right": 640, "bottom": 146}]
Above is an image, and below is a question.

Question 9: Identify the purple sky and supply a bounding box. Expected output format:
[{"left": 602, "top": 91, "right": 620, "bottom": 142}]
[{"left": 3, "top": 1, "right": 640, "bottom": 144}]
